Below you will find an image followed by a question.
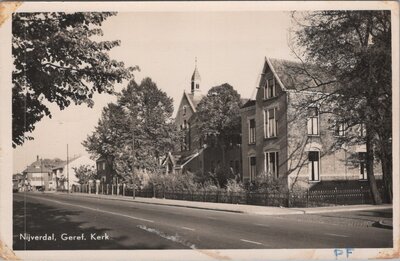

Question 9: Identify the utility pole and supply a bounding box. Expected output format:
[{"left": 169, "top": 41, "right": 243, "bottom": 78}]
[
  {"left": 67, "top": 144, "right": 70, "bottom": 193},
  {"left": 131, "top": 110, "right": 136, "bottom": 199}
]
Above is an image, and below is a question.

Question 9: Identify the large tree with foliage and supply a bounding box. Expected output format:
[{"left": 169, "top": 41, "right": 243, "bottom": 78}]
[
  {"left": 83, "top": 77, "right": 180, "bottom": 183},
  {"left": 12, "top": 12, "right": 135, "bottom": 147},
  {"left": 196, "top": 83, "right": 242, "bottom": 168},
  {"left": 292, "top": 11, "right": 391, "bottom": 203}
]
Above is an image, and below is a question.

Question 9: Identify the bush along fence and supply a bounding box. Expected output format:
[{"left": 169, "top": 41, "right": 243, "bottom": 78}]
[{"left": 71, "top": 182, "right": 388, "bottom": 208}]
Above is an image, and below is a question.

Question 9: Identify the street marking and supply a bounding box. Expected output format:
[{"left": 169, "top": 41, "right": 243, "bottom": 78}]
[
  {"left": 240, "top": 239, "right": 263, "bottom": 245},
  {"left": 181, "top": 226, "right": 195, "bottom": 231},
  {"left": 26, "top": 195, "right": 154, "bottom": 223},
  {"left": 324, "top": 233, "right": 349, "bottom": 238},
  {"left": 255, "top": 223, "right": 270, "bottom": 228},
  {"left": 137, "top": 225, "right": 196, "bottom": 249}
]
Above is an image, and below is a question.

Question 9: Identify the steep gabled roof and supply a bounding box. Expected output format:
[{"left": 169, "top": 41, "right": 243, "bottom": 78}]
[
  {"left": 241, "top": 99, "right": 256, "bottom": 109},
  {"left": 23, "top": 158, "right": 64, "bottom": 173},
  {"left": 181, "top": 91, "right": 204, "bottom": 113},
  {"left": 265, "top": 57, "right": 337, "bottom": 93}
]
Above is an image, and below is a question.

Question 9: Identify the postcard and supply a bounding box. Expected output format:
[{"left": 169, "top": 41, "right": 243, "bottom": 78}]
[{"left": 0, "top": 1, "right": 398, "bottom": 260}]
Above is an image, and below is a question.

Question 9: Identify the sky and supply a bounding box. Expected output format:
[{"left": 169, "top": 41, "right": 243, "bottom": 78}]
[{"left": 13, "top": 11, "right": 296, "bottom": 173}]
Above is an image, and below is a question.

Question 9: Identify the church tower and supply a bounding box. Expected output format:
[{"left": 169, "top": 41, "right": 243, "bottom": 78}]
[{"left": 191, "top": 58, "right": 201, "bottom": 95}]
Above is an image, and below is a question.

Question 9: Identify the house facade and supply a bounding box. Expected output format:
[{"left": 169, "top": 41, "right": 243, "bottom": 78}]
[
  {"left": 96, "top": 155, "right": 116, "bottom": 185},
  {"left": 165, "top": 61, "right": 242, "bottom": 177},
  {"left": 241, "top": 57, "right": 382, "bottom": 191},
  {"left": 23, "top": 156, "right": 61, "bottom": 191},
  {"left": 52, "top": 154, "right": 96, "bottom": 190}
]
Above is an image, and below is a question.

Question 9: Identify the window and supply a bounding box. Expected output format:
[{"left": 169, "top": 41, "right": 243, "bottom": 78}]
[
  {"left": 264, "top": 77, "right": 276, "bottom": 99},
  {"left": 335, "top": 122, "right": 346, "bottom": 136},
  {"left": 248, "top": 118, "right": 256, "bottom": 144},
  {"left": 264, "top": 108, "right": 278, "bottom": 138},
  {"left": 187, "top": 123, "right": 191, "bottom": 151},
  {"left": 102, "top": 162, "right": 106, "bottom": 170},
  {"left": 359, "top": 152, "right": 367, "bottom": 180},
  {"left": 307, "top": 107, "right": 319, "bottom": 135},
  {"left": 265, "top": 152, "right": 279, "bottom": 178},
  {"left": 249, "top": 156, "right": 257, "bottom": 181},
  {"left": 357, "top": 123, "right": 366, "bottom": 137},
  {"left": 196, "top": 83, "right": 200, "bottom": 89},
  {"left": 183, "top": 105, "right": 187, "bottom": 116},
  {"left": 308, "top": 151, "right": 320, "bottom": 181}
]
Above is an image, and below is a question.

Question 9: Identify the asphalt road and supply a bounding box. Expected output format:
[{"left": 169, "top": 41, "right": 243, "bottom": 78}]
[{"left": 13, "top": 192, "right": 392, "bottom": 250}]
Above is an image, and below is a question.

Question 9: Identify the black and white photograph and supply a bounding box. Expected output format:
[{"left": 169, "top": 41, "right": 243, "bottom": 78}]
[{"left": 0, "top": 1, "right": 398, "bottom": 260}]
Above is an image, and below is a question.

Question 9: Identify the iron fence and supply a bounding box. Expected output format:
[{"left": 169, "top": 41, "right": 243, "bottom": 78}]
[{"left": 71, "top": 183, "right": 387, "bottom": 208}]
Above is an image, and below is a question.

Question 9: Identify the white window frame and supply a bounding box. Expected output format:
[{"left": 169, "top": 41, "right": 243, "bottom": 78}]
[
  {"left": 248, "top": 118, "right": 256, "bottom": 144},
  {"left": 335, "top": 121, "right": 346, "bottom": 137},
  {"left": 307, "top": 107, "right": 319, "bottom": 136},
  {"left": 264, "top": 77, "right": 276, "bottom": 99},
  {"left": 357, "top": 123, "right": 366, "bottom": 137},
  {"left": 308, "top": 151, "right": 320, "bottom": 182},
  {"left": 264, "top": 151, "right": 279, "bottom": 178},
  {"left": 264, "top": 108, "right": 278, "bottom": 138},
  {"left": 249, "top": 156, "right": 257, "bottom": 182}
]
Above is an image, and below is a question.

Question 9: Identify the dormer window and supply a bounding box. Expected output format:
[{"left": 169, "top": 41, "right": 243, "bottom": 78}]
[{"left": 264, "top": 77, "right": 276, "bottom": 99}]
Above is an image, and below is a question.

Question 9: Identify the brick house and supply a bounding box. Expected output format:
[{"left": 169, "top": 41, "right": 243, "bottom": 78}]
[
  {"left": 240, "top": 57, "right": 382, "bottom": 192},
  {"left": 96, "top": 155, "right": 116, "bottom": 185},
  {"left": 164, "top": 61, "right": 242, "bottom": 177}
]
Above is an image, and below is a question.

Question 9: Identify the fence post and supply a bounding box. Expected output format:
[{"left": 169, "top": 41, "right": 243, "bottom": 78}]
[
  {"left": 306, "top": 188, "right": 309, "bottom": 208},
  {"left": 335, "top": 187, "right": 338, "bottom": 206},
  {"left": 361, "top": 186, "right": 364, "bottom": 204}
]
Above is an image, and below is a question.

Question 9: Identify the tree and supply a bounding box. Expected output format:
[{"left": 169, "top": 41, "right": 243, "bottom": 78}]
[
  {"left": 291, "top": 11, "right": 391, "bottom": 203},
  {"left": 196, "top": 83, "right": 242, "bottom": 167},
  {"left": 12, "top": 12, "right": 136, "bottom": 147},
  {"left": 83, "top": 77, "right": 180, "bottom": 184},
  {"left": 73, "top": 164, "right": 97, "bottom": 184}
]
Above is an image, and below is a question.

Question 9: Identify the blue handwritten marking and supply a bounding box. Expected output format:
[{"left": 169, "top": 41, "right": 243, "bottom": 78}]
[{"left": 334, "top": 248, "right": 354, "bottom": 259}]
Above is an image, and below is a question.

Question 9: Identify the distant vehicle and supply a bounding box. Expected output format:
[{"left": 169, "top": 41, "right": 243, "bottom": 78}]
[{"left": 12, "top": 179, "right": 19, "bottom": 193}]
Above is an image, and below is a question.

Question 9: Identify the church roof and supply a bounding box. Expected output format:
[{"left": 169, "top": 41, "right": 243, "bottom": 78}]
[{"left": 186, "top": 92, "right": 204, "bottom": 108}]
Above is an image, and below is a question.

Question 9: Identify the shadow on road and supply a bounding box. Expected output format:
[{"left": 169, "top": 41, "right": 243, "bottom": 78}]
[{"left": 13, "top": 195, "right": 172, "bottom": 250}]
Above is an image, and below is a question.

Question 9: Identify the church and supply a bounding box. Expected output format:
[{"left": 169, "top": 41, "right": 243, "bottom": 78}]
[{"left": 163, "top": 61, "right": 242, "bottom": 178}]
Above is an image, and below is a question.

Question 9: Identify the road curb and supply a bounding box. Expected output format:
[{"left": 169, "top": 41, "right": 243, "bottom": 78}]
[
  {"left": 296, "top": 205, "right": 393, "bottom": 215},
  {"left": 373, "top": 220, "right": 393, "bottom": 230},
  {"left": 64, "top": 193, "right": 246, "bottom": 214},
  {"left": 59, "top": 193, "right": 392, "bottom": 216}
]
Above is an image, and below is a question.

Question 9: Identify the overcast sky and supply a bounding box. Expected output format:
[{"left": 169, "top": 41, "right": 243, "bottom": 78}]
[{"left": 13, "top": 11, "right": 296, "bottom": 173}]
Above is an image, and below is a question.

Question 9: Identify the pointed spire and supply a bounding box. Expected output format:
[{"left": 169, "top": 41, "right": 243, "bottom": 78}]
[
  {"left": 191, "top": 58, "right": 201, "bottom": 82},
  {"left": 191, "top": 57, "right": 201, "bottom": 94}
]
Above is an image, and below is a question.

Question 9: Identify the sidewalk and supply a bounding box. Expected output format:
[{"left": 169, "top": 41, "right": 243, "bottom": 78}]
[{"left": 59, "top": 192, "right": 392, "bottom": 216}]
